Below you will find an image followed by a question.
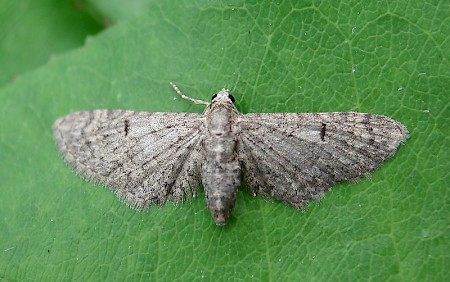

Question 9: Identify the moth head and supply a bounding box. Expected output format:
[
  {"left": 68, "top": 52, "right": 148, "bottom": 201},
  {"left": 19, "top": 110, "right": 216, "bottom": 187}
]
[{"left": 211, "top": 89, "right": 235, "bottom": 104}]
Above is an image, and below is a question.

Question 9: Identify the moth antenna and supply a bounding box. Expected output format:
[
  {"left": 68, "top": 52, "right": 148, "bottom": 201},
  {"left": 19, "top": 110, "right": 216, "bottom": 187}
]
[{"left": 170, "top": 82, "right": 210, "bottom": 105}]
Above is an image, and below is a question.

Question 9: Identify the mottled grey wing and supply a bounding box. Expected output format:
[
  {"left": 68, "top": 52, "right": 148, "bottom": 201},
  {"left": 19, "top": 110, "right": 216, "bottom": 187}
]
[
  {"left": 237, "top": 112, "right": 408, "bottom": 208},
  {"left": 53, "top": 110, "right": 204, "bottom": 208}
]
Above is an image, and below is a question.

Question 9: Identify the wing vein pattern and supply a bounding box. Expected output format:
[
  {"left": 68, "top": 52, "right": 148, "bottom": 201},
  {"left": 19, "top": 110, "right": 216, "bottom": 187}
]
[
  {"left": 237, "top": 112, "right": 407, "bottom": 207},
  {"left": 54, "top": 110, "right": 204, "bottom": 208}
]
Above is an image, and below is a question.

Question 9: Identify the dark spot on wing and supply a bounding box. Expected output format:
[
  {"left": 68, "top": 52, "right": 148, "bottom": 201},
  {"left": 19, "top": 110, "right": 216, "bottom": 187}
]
[
  {"left": 320, "top": 123, "right": 326, "bottom": 141},
  {"left": 124, "top": 119, "right": 129, "bottom": 136}
]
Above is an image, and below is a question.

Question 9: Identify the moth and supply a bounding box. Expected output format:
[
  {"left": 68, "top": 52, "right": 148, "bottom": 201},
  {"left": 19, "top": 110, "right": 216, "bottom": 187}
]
[{"left": 53, "top": 83, "right": 408, "bottom": 225}]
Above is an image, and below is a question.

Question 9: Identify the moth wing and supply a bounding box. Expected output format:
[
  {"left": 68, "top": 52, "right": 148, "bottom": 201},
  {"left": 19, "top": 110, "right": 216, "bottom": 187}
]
[
  {"left": 237, "top": 112, "right": 408, "bottom": 207},
  {"left": 53, "top": 110, "right": 205, "bottom": 208}
]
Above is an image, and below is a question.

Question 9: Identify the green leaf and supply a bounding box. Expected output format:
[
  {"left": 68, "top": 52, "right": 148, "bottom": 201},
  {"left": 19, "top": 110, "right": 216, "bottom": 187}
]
[
  {"left": 0, "top": 0, "right": 103, "bottom": 86},
  {"left": 84, "top": 0, "right": 156, "bottom": 23},
  {"left": 0, "top": 1, "right": 448, "bottom": 281}
]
